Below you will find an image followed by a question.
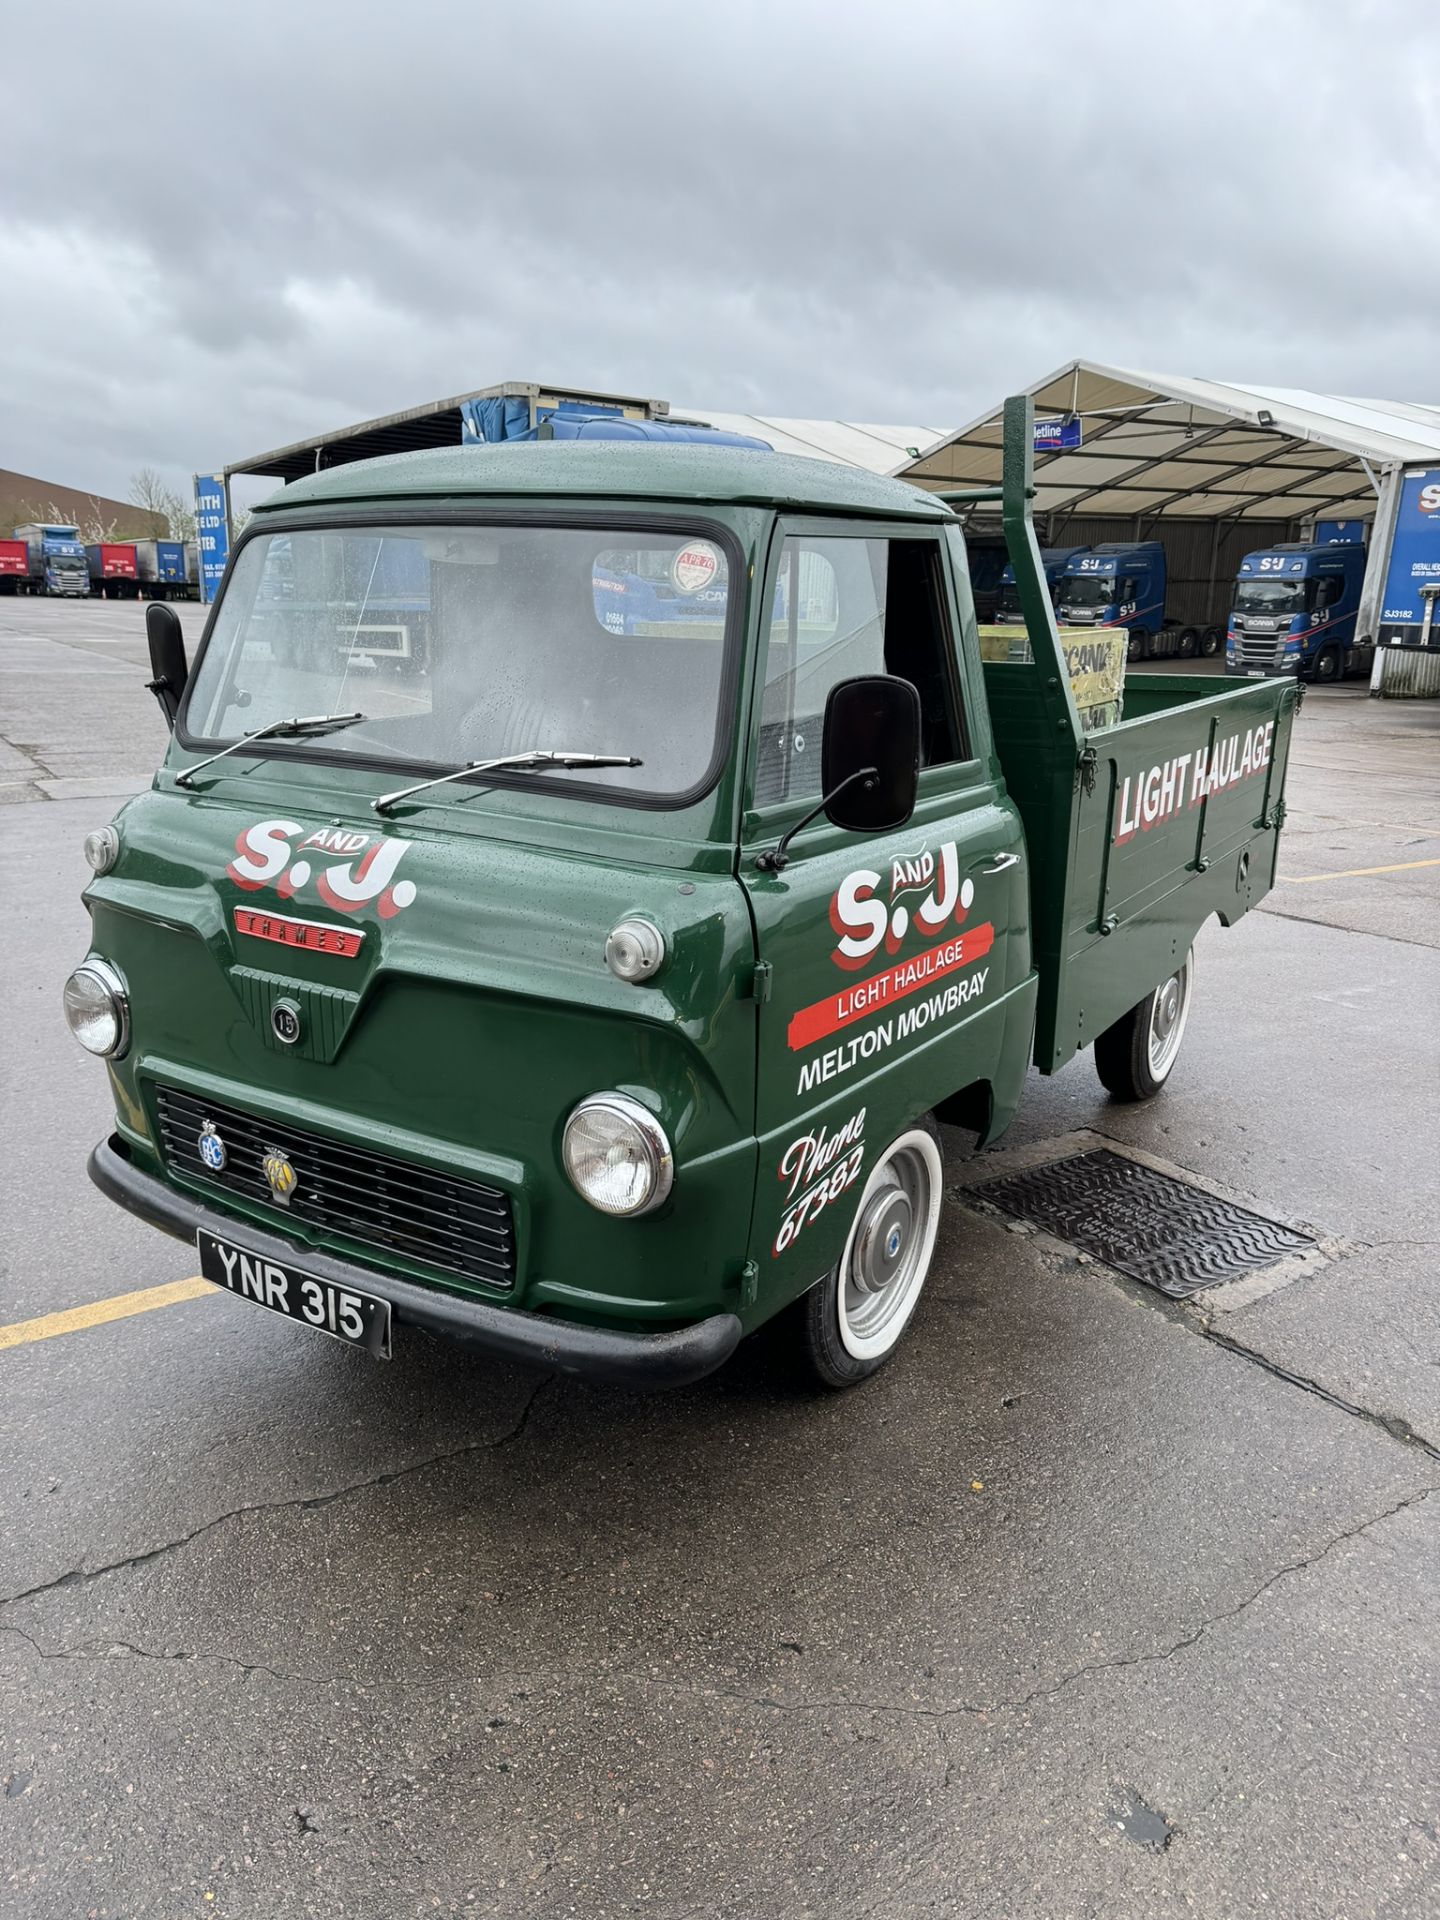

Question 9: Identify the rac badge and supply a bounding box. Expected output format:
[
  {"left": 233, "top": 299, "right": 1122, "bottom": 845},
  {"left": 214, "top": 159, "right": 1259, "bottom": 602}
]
[
  {"left": 198, "top": 1120, "right": 227, "bottom": 1172},
  {"left": 262, "top": 1151, "right": 299, "bottom": 1205}
]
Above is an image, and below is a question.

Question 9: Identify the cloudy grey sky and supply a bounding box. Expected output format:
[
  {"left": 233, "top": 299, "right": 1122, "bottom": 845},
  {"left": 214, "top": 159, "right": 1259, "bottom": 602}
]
[{"left": 2, "top": 0, "right": 1437, "bottom": 506}]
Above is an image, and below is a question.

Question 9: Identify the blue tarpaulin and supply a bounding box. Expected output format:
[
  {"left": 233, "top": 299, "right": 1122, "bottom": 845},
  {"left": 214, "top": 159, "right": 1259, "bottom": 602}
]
[{"left": 459, "top": 398, "right": 770, "bottom": 450}]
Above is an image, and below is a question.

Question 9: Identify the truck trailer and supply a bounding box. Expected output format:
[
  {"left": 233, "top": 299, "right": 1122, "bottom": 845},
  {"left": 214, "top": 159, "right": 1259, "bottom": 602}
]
[
  {"left": 0, "top": 539, "right": 27, "bottom": 593},
  {"left": 86, "top": 543, "right": 140, "bottom": 599},
  {"left": 1226, "top": 542, "right": 1369, "bottom": 683},
  {"left": 134, "top": 538, "right": 195, "bottom": 600}
]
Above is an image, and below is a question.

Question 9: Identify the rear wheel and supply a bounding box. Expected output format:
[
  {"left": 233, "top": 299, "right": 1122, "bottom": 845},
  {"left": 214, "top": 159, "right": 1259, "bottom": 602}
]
[
  {"left": 1309, "top": 642, "right": 1342, "bottom": 684},
  {"left": 797, "top": 1117, "right": 944, "bottom": 1389},
  {"left": 1199, "top": 626, "right": 1224, "bottom": 658},
  {"left": 1177, "top": 627, "right": 1199, "bottom": 659},
  {"left": 1094, "top": 951, "right": 1194, "bottom": 1102}
]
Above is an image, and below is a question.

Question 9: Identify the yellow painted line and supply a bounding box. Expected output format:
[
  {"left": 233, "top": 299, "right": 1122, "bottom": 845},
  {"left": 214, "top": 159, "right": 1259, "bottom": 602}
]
[
  {"left": 0, "top": 1277, "right": 212, "bottom": 1353},
  {"left": 1281, "top": 856, "right": 1440, "bottom": 885}
]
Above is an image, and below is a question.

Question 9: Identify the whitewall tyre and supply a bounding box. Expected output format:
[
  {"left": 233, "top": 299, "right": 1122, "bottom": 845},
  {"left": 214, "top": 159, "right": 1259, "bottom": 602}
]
[
  {"left": 798, "top": 1116, "right": 944, "bottom": 1390},
  {"left": 1094, "top": 949, "right": 1194, "bottom": 1102}
]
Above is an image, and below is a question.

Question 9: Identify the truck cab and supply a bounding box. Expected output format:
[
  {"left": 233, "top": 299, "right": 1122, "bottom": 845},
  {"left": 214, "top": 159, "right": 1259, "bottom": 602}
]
[
  {"left": 1055, "top": 542, "right": 1167, "bottom": 661},
  {"left": 68, "top": 404, "right": 1299, "bottom": 1396},
  {"left": 15, "top": 522, "right": 90, "bottom": 596},
  {"left": 993, "top": 546, "right": 1088, "bottom": 624},
  {"left": 1226, "top": 542, "right": 1368, "bottom": 683}
]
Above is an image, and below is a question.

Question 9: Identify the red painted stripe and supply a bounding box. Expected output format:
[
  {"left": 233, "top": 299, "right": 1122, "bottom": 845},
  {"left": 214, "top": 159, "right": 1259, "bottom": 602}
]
[{"left": 787, "top": 923, "right": 995, "bottom": 1052}]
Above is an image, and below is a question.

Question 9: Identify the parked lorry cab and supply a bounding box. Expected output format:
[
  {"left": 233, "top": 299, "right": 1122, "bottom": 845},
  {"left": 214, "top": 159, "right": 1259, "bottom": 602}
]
[
  {"left": 994, "top": 547, "right": 1088, "bottom": 624},
  {"left": 1226, "top": 542, "right": 1369, "bottom": 684},
  {"left": 86, "top": 542, "right": 140, "bottom": 599},
  {"left": 15, "top": 522, "right": 90, "bottom": 596},
  {"left": 1056, "top": 542, "right": 1226, "bottom": 664},
  {"left": 0, "top": 539, "right": 27, "bottom": 593},
  {"left": 68, "top": 398, "right": 1300, "bottom": 1392}
]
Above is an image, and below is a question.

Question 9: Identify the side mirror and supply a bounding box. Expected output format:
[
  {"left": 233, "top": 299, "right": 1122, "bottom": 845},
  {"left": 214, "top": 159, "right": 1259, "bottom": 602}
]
[
  {"left": 145, "top": 602, "right": 189, "bottom": 730},
  {"left": 821, "top": 674, "right": 920, "bottom": 834},
  {"left": 753, "top": 674, "right": 921, "bottom": 874}
]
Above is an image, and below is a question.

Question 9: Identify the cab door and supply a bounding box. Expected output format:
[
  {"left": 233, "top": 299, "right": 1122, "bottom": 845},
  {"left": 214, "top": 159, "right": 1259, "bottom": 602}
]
[{"left": 740, "top": 519, "right": 1028, "bottom": 1258}]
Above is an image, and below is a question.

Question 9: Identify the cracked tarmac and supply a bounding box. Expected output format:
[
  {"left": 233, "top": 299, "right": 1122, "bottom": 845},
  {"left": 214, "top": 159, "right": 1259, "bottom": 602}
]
[{"left": 1, "top": 601, "right": 1438, "bottom": 1918}]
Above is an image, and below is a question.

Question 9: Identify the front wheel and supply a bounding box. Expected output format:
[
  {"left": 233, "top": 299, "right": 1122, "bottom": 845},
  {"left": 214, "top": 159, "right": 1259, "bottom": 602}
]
[
  {"left": 1309, "top": 642, "right": 1341, "bottom": 684},
  {"left": 798, "top": 1117, "right": 944, "bottom": 1389},
  {"left": 1126, "top": 629, "right": 1148, "bottom": 664},
  {"left": 1094, "top": 950, "right": 1194, "bottom": 1101}
]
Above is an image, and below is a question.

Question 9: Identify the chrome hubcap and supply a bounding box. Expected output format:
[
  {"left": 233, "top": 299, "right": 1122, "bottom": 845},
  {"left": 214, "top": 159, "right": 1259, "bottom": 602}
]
[
  {"left": 837, "top": 1133, "right": 942, "bottom": 1359},
  {"left": 853, "top": 1186, "right": 914, "bottom": 1296},
  {"left": 1147, "top": 955, "right": 1192, "bottom": 1079}
]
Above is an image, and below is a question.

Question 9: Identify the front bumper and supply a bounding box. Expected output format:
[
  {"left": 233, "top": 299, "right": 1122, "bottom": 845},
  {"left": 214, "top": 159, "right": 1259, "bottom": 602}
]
[{"left": 89, "top": 1135, "right": 743, "bottom": 1391}]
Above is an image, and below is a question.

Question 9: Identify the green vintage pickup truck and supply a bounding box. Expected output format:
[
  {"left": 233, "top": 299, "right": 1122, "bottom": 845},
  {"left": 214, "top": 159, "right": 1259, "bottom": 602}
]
[{"left": 68, "top": 398, "right": 1298, "bottom": 1390}]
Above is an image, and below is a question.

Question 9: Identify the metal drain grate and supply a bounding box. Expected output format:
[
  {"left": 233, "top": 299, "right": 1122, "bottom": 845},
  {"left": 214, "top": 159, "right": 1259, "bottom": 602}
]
[{"left": 971, "top": 1148, "right": 1314, "bottom": 1298}]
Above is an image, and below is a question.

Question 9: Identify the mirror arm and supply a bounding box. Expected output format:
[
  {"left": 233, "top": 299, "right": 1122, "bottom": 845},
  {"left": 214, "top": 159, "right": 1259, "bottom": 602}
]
[
  {"left": 146, "top": 675, "right": 181, "bottom": 731},
  {"left": 753, "top": 766, "right": 879, "bottom": 874}
]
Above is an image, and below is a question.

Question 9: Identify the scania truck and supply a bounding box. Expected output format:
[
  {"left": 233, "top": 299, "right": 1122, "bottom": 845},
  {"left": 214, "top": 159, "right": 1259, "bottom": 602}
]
[
  {"left": 15, "top": 522, "right": 90, "bottom": 596},
  {"left": 993, "top": 546, "right": 1088, "bottom": 623},
  {"left": 1226, "top": 542, "right": 1369, "bottom": 683},
  {"left": 68, "top": 399, "right": 1299, "bottom": 1394},
  {"left": 1056, "top": 543, "right": 1228, "bottom": 663}
]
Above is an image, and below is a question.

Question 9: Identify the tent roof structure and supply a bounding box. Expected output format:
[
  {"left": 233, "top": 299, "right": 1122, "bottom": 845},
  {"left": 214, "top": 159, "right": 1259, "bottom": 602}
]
[
  {"left": 225, "top": 382, "right": 951, "bottom": 485},
  {"left": 896, "top": 360, "right": 1440, "bottom": 522}
]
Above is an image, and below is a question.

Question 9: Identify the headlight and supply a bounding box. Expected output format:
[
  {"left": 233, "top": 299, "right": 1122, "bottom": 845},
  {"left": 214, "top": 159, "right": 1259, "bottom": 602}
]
[
  {"left": 562, "top": 1093, "right": 673, "bottom": 1217},
  {"left": 63, "top": 958, "right": 129, "bottom": 1058},
  {"left": 83, "top": 825, "right": 120, "bottom": 874}
]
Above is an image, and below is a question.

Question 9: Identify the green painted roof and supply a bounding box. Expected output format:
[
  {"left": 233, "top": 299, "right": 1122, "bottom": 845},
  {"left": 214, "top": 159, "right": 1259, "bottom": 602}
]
[{"left": 253, "top": 442, "right": 952, "bottom": 521}]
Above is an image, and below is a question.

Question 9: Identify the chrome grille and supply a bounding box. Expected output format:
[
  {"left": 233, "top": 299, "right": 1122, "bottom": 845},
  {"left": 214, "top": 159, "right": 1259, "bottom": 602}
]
[
  {"left": 154, "top": 1085, "right": 515, "bottom": 1293},
  {"left": 1235, "top": 636, "right": 1282, "bottom": 664}
]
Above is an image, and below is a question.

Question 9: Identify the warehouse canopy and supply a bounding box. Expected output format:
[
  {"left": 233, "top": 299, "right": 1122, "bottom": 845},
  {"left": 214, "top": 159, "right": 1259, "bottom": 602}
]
[
  {"left": 226, "top": 381, "right": 950, "bottom": 485},
  {"left": 898, "top": 360, "right": 1440, "bottom": 522}
]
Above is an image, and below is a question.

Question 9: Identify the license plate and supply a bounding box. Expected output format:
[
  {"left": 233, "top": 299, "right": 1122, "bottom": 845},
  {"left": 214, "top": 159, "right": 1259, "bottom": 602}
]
[
  {"left": 197, "top": 1230, "right": 392, "bottom": 1358},
  {"left": 1247, "top": 669, "right": 1265, "bottom": 677}
]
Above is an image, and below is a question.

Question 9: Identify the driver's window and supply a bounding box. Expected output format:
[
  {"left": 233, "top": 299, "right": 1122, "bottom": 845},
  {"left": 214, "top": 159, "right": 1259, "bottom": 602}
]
[{"left": 755, "top": 533, "right": 966, "bottom": 810}]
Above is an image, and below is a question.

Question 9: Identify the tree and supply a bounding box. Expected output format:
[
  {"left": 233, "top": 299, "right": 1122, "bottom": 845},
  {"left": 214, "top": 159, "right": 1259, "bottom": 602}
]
[
  {"left": 1, "top": 494, "right": 127, "bottom": 541},
  {"left": 128, "top": 468, "right": 196, "bottom": 542}
]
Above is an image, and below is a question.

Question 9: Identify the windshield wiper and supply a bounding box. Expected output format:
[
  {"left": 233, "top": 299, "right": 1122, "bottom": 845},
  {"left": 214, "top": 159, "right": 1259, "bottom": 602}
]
[
  {"left": 175, "top": 712, "right": 367, "bottom": 788},
  {"left": 373, "top": 749, "right": 641, "bottom": 816}
]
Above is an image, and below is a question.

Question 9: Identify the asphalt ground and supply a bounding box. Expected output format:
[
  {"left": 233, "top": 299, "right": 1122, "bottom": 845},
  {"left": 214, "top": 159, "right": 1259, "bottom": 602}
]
[{"left": 2, "top": 595, "right": 1438, "bottom": 1919}]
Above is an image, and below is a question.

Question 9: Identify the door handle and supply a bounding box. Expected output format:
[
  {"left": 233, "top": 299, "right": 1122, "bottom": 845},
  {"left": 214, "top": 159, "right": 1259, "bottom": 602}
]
[{"left": 981, "top": 852, "right": 1021, "bottom": 874}]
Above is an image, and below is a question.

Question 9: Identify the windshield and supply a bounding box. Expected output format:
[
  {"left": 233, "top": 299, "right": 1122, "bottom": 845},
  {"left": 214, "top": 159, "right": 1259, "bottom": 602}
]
[
  {"left": 1234, "top": 578, "right": 1306, "bottom": 614},
  {"left": 1059, "top": 574, "right": 1116, "bottom": 609},
  {"left": 183, "top": 523, "right": 737, "bottom": 801}
]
